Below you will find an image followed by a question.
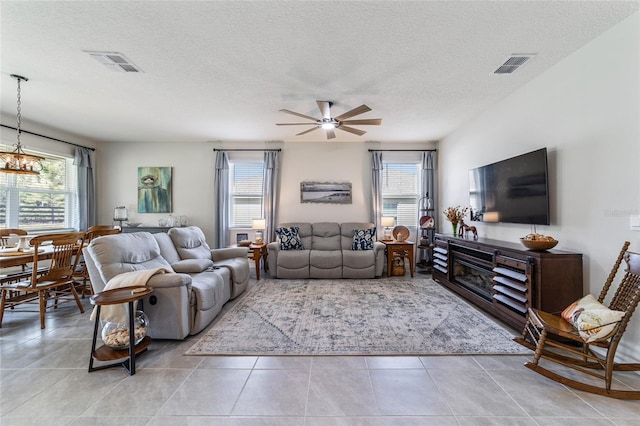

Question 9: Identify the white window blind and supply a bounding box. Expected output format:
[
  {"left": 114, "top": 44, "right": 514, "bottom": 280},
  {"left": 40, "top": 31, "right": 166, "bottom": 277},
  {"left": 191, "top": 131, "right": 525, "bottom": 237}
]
[
  {"left": 381, "top": 162, "right": 419, "bottom": 227},
  {"left": 230, "top": 161, "right": 264, "bottom": 227},
  {"left": 0, "top": 150, "right": 78, "bottom": 231}
]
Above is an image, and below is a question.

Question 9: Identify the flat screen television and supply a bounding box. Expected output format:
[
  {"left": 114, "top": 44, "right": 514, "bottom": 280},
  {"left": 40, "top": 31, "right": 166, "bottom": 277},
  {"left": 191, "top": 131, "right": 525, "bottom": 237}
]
[{"left": 469, "top": 148, "right": 550, "bottom": 225}]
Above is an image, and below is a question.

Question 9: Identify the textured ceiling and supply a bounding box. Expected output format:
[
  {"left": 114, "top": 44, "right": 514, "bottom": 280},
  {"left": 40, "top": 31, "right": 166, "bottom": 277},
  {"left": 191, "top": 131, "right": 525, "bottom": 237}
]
[{"left": 1, "top": 1, "right": 638, "bottom": 144}]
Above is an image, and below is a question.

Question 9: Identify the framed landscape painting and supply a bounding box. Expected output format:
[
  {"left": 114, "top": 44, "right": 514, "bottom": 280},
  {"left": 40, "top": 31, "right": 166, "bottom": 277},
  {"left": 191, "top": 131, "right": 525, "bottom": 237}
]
[
  {"left": 300, "top": 182, "right": 352, "bottom": 204},
  {"left": 138, "top": 166, "right": 172, "bottom": 213}
]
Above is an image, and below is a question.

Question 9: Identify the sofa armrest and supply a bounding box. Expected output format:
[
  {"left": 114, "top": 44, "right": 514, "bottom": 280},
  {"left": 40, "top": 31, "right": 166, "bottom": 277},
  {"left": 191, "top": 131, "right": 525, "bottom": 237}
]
[
  {"left": 372, "top": 241, "right": 386, "bottom": 277},
  {"left": 267, "top": 242, "right": 280, "bottom": 256},
  {"left": 266, "top": 242, "right": 280, "bottom": 276},
  {"left": 171, "top": 259, "right": 214, "bottom": 273},
  {"left": 143, "top": 272, "right": 192, "bottom": 340},
  {"left": 211, "top": 247, "right": 249, "bottom": 261},
  {"left": 147, "top": 272, "right": 192, "bottom": 291},
  {"left": 373, "top": 241, "right": 385, "bottom": 254}
]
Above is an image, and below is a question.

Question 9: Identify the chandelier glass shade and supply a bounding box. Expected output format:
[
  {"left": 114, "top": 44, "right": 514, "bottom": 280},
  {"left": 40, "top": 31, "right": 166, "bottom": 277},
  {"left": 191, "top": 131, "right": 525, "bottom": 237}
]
[{"left": 1, "top": 74, "right": 44, "bottom": 175}]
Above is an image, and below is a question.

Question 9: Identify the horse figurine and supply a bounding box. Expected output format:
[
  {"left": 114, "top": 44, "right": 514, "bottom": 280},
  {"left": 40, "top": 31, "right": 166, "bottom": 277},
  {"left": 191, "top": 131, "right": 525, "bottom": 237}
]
[{"left": 458, "top": 220, "right": 478, "bottom": 240}]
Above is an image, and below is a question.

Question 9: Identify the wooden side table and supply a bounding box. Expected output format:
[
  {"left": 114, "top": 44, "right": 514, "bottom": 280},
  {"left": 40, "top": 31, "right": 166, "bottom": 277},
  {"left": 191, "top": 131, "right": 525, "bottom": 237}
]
[
  {"left": 248, "top": 243, "right": 268, "bottom": 280},
  {"left": 231, "top": 243, "right": 269, "bottom": 280},
  {"left": 381, "top": 240, "right": 415, "bottom": 277},
  {"left": 89, "top": 286, "right": 153, "bottom": 375}
]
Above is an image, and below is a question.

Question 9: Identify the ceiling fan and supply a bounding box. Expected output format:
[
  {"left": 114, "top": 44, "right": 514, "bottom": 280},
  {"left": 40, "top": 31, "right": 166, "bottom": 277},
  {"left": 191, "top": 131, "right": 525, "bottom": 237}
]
[{"left": 277, "top": 100, "right": 381, "bottom": 139}]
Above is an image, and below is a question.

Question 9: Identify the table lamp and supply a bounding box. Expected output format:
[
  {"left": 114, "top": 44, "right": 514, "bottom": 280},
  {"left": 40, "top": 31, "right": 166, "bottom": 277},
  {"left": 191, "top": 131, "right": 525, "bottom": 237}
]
[
  {"left": 483, "top": 211, "right": 500, "bottom": 223},
  {"left": 381, "top": 216, "right": 395, "bottom": 241},
  {"left": 252, "top": 218, "right": 266, "bottom": 244},
  {"left": 113, "top": 206, "right": 128, "bottom": 229}
]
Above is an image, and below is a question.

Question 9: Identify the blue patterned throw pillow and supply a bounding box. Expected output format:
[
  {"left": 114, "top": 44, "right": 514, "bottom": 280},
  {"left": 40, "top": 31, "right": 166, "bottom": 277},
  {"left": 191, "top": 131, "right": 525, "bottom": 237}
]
[
  {"left": 275, "top": 226, "right": 304, "bottom": 250},
  {"left": 351, "top": 228, "right": 376, "bottom": 250}
]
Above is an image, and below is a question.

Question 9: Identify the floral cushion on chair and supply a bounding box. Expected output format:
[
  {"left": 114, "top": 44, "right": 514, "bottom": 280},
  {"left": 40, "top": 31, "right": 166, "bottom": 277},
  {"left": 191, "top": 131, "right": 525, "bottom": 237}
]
[
  {"left": 351, "top": 228, "right": 376, "bottom": 250},
  {"left": 561, "top": 294, "right": 625, "bottom": 342},
  {"left": 275, "top": 226, "right": 304, "bottom": 250}
]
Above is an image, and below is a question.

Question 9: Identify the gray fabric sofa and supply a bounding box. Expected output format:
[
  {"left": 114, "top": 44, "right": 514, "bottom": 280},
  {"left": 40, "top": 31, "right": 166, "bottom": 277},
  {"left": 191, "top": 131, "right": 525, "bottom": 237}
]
[
  {"left": 267, "top": 222, "right": 385, "bottom": 279},
  {"left": 83, "top": 226, "right": 249, "bottom": 339}
]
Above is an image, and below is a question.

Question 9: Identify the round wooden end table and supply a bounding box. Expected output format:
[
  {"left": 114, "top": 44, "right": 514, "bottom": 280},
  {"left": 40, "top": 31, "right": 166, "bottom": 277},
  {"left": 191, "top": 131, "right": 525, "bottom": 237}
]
[{"left": 88, "top": 286, "right": 153, "bottom": 376}]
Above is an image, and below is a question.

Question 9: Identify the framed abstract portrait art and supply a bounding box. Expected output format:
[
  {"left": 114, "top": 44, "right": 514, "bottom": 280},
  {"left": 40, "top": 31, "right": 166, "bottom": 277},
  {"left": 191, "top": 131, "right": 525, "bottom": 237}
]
[{"left": 138, "top": 166, "right": 172, "bottom": 213}]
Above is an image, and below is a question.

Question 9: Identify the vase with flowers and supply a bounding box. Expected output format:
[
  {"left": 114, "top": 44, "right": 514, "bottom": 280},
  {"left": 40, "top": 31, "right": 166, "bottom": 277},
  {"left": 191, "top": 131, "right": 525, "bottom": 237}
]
[{"left": 443, "top": 205, "right": 469, "bottom": 236}]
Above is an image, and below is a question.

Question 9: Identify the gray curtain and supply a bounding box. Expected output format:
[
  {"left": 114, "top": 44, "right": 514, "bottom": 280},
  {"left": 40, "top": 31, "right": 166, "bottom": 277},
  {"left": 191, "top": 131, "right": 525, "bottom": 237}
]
[
  {"left": 262, "top": 151, "right": 280, "bottom": 243},
  {"left": 421, "top": 150, "right": 436, "bottom": 222},
  {"left": 370, "top": 151, "right": 384, "bottom": 236},
  {"left": 74, "top": 147, "right": 96, "bottom": 230},
  {"left": 214, "top": 151, "right": 230, "bottom": 248}
]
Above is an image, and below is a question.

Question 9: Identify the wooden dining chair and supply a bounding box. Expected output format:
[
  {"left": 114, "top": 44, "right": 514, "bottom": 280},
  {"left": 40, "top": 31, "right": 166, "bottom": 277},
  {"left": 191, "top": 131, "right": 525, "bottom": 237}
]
[
  {"left": 73, "top": 226, "right": 122, "bottom": 296},
  {"left": 514, "top": 241, "right": 640, "bottom": 399},
  {"left": 0, "top": 232, "right": 86, "bottom": 329},
  {"left": 86, "top": 225, "right": 122, "bottom": 237},
  {"left": 0, "top": 228, "right": 27, "bottom": 248}
]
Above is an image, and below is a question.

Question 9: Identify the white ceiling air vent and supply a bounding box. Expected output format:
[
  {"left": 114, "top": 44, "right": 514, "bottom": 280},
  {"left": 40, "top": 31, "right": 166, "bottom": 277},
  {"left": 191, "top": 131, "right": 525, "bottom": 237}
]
[
  {"left": 493, "top": 54, "right": 535, "bottom": 74},
  {"left": 85, "top": 51, "right": 142, "bottom": 73}
]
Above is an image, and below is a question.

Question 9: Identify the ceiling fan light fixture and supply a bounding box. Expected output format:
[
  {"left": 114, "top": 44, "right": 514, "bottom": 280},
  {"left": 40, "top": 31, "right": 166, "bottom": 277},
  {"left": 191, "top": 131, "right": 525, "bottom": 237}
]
[
  {"left": 277, "top": 100, "right": 380, "bottom": 140},
  {"left": 1, "top": 74, "right": 44, "bottom": 175}
]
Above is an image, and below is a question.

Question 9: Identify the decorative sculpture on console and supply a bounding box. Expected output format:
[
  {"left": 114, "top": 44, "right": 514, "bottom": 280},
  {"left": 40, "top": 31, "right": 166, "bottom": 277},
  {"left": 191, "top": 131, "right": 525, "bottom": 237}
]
[{"left": 458, "top": 220, "right": 478, "bottom": 240}]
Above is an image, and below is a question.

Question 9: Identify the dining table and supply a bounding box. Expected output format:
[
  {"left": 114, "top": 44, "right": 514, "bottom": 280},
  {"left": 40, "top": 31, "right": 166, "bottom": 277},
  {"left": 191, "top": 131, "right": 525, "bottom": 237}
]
[
  {"left": 1, "top": 235, "right": 89, "bottom": 269},
  {"left": 1, "top": 246, "right": 50, "bottom": 289},
  {"left": 0, "top": 245, "right": 53, "bottom": 269}
]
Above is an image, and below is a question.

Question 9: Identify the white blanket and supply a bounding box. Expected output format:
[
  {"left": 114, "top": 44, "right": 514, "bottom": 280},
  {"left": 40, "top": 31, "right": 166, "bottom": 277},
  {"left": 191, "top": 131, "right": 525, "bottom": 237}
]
[{"left": 90, "top": 267, "right": 171, "bottom": 323}]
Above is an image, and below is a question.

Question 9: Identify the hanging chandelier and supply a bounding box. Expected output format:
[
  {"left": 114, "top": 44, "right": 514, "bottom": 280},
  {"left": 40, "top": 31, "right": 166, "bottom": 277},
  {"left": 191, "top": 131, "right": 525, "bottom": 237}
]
[{"left": 0, "top": 74, "right": 44, "bottom": 175}]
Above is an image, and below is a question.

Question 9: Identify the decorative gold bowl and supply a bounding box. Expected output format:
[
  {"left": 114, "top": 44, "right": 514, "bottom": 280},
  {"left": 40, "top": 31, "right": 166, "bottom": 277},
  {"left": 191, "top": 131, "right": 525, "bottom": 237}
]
[{"left": 520, "top": 238, "right": 558, "bottom": 251}]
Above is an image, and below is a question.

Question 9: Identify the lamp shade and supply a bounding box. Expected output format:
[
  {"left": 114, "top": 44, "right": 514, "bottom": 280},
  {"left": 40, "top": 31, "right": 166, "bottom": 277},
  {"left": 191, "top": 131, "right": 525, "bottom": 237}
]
[
  {"left": 252, "top": 218, "right": 266, "bottom": 230},
  {"left": 381, "top": 216, "right": 395, "bottom": 227},
  {"left": 483, "top": 211, "right": 500, "bottom": 223},
  {"left": 114, "top": 206, "right": 128, "bottom": 220}
]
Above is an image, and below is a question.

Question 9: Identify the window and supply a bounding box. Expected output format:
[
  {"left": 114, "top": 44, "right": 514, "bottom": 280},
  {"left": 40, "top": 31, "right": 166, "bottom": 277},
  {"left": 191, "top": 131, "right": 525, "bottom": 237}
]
[
  {"left": 381, "top": 162, "right": 420, "bottom": 227},
  {"left": 229, "top": 161, "right": 264, "bottom": 228},
  {"left": 0, "top": 150, "right": 78, "bottom": 232}
]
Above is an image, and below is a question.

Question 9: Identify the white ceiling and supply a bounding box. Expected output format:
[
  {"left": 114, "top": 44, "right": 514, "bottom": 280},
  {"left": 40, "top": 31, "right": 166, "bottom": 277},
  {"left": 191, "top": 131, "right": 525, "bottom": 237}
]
[{"left": 1, "top": 1, "right": 638, "bottom": 144}]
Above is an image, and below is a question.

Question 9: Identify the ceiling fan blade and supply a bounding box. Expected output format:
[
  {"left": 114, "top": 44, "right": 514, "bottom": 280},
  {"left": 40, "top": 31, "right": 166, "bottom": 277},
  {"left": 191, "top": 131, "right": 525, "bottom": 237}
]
[
  {"left": 334, "top": 104, "right": 371, "bottom": 121},
  {"left": 276, "top": 123, "right": 320, "bottom": 126},
  {"left": 317, "top": 100, "right": 332, "bottom": 119},
  {"left": 325, "top": 128, "right": 336, "bottom": 139},
  {"left": 340, "top": 118, "right": 382, "bottom": 126},
  {"left": 279, "top": 109, "right": 318, "bottom": 121},
  {"left": 338, "top": 125, "right": 366, "bottom": 136},
  {"left": 296, "top": 127, "right": 320, "bottom": 136}
]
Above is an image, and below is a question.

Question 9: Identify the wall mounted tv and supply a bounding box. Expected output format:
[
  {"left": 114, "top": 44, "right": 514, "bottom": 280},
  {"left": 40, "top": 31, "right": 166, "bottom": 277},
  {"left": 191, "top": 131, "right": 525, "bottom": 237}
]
[{"left": 469, "top": 148, "right": 550, "bottom": 225}]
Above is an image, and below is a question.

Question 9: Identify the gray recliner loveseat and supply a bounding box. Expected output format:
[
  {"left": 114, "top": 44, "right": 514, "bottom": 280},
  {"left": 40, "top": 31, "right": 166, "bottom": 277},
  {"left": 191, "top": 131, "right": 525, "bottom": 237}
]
[
  {"left": 83, "top": 226, "right": 249, "bottom": 339},
  {"left": 267, "top": 222, "right": 385, "bottom": 279}
]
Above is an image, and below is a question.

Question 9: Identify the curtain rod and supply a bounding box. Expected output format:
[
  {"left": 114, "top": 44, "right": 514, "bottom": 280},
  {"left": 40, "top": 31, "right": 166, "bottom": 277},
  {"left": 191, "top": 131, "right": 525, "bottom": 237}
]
[
  {"left": 1, "top": 124, "right": 96, "bottom": 151},
  {"left": 368, "top": 149, "right": 436, "bottom": 152},
  {"left": 213, "top": 148, "right": 281, "bottom": 152}
]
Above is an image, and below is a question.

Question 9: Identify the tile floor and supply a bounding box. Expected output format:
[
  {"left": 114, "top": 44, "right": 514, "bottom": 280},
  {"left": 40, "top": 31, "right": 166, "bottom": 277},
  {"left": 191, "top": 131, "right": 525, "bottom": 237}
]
[{"left": 1, "top": 275, "right": 639, "bottom": 425}]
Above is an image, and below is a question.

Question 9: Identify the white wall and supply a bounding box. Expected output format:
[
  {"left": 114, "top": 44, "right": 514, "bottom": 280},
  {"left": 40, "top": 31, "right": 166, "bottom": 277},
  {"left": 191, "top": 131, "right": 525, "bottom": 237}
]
[
  {"left": 0, "top": 114, "right": 98, "bottom": 157},
  {"left": 95, "top": 140, "right": 435, "bottom": 244},
  {"left": 277, "top": 142, "right": 434, "bottom": 229},
  {"left": 279, "top": 142, "right": 377, "bottom": 224},
  {"left": 97, "top": 141, "right": 219, "bottom": 238},
  {"left": 439, "top": 13, "right": 640, "bottom": 360}
]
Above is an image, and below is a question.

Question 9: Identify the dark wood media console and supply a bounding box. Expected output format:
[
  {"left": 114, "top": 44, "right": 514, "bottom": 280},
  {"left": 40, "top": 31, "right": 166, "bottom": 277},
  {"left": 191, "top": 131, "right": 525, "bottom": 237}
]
[{"left": 432, "top": 234, "right": 583, "bottom": 330}]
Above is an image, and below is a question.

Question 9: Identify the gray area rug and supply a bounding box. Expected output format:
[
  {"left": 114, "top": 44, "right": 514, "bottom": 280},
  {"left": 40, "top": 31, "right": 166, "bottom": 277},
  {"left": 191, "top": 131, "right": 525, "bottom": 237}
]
[{"left": 185, "top": 278, "right": 529, "bottom": 356}]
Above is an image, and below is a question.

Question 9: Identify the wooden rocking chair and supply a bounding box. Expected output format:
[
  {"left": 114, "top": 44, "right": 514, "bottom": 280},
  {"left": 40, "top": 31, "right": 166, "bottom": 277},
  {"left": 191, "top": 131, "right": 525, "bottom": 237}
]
[{"left": 514, "top": 241, "right": 640, "bottom": 399}]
